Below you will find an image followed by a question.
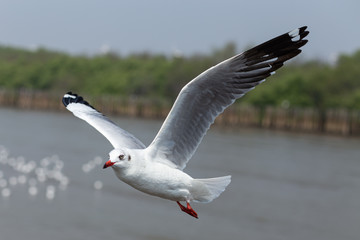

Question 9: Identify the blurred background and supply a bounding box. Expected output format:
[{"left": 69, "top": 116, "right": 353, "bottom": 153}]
[{"left": 1, "top": 1, "right": 360, "bottom": 240}]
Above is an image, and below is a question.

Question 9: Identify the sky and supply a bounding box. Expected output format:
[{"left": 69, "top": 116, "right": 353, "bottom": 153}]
[{"left": 1, "top": 0, "right": 359, "bottom": 62}]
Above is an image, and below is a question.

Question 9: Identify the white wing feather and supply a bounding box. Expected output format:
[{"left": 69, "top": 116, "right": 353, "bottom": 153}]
[
  {"left": 146, "top": 26, "right": 309, "bottom": 169},
  {"left": 62, "top": 93, "right": 145, "bottom": 149}
]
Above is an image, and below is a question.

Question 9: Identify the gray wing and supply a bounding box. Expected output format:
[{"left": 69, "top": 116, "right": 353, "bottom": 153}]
[
  {"left": 146, "top": 26, "right": 309, "bottom": 169},
  {"left": 62, "top": 92, "right": 145, "bottom": 149}
]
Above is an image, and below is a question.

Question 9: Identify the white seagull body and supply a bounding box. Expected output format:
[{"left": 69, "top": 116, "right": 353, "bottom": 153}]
[{"left": 63, "top": 26, "right": 309, "bottom": 218}]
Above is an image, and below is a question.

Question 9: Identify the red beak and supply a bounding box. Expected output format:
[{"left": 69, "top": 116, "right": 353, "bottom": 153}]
[{"left": 103, "top": 160, "right": 115, "bottom": 169}]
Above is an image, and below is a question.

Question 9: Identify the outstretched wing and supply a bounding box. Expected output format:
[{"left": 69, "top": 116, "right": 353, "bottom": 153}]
[
  {"left": 146, "top": 26, "right": 309, "bottom": 170},
  {"left": 62, "top": 92, "right": 146, "bottom": 149}
]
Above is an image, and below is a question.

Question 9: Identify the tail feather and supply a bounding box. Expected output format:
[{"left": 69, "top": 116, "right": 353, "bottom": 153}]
[{"left": 192, "top": 176, "right": 231, "bottom": 203}]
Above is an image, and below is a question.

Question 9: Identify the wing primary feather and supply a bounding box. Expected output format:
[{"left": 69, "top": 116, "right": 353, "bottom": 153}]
[
  {"left": 63, "top": 92, "right": 95, "bottom": 110},
  {"left": 143, "top": 27, "right": 309, "bottom": 170},
  {"left": 62, "top": 92, "right": 146, "bottom": 149}
]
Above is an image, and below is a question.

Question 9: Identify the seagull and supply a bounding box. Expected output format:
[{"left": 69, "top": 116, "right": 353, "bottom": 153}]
[{"left": 62, "top": 26, "right": 309, "bottom": 218}]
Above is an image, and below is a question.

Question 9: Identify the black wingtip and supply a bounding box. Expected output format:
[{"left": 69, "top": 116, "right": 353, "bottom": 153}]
[
  {"left": 62, "top": 92, "right": 95, "bottom": 109},
  {"left": 288, "top": 26, "right": 309, "bottom": 41},
  {"left": 240, "top": 26, "right": 309, "bottom": 66},
  {"left": 298, "top": 26, "right": 308, "bottom": 34}
]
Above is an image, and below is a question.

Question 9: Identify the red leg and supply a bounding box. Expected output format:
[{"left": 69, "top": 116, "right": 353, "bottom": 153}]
[{"left": 176, "top": 201, "right": 198, "bottom": 219}]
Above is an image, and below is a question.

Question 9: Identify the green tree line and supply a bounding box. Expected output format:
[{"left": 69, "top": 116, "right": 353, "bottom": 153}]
[{"left": 1, "top": 44, "right": 360, "bottom": 110}]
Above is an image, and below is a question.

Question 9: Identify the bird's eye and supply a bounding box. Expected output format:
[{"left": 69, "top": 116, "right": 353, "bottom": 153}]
[{"left": 119, "top": 155, "right": 125, "bottom": 160}]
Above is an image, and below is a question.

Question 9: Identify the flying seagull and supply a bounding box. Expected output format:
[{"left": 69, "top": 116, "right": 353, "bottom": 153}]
[{"left": 62, "top": 26, "right": 309, "bottom": 218}]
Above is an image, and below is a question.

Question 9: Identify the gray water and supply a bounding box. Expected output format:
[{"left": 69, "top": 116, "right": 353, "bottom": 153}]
[{"left": 1, "top": 108, "right": 360, "bottom": 240}]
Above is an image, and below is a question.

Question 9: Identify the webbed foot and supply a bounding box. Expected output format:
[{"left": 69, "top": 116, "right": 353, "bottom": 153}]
[{"left": 176, "top": 201, "right": 198, "bottom": 219}]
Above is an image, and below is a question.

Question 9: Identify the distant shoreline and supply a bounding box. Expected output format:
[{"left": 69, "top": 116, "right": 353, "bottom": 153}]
[{"left": 1, "top": 89, "right": 359, "bottom": 136}]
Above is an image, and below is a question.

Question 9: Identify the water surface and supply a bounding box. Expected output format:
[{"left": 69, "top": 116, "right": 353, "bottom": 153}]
[{"left": 1, "top": 108, "right": 360, "bottom": 240}]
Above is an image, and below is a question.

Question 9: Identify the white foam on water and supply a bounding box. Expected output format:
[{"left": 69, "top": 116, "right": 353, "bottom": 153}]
[
  {"left": 94, "top": 180, "right": 103, "bottom": 190},
  {"left": 18, "top": 175, "right": 27, "bottom": 184},
  {"left": 46, "top": 185, "right": 56, "bottom": 200},
  {"left": 0, "top": 179, "right": 7, "bottom": 188},
  {"left": 0, "top": 145, "right": 72, "bottom": 201},
  {"left": 28, "top": 186, "right": 38, "bottom": 196},
  {"left": 2, "top": 188, "right": 11, "bottom": 198},
  {"left": 9, "top": 176, "right": 18, "bottom": 186}
]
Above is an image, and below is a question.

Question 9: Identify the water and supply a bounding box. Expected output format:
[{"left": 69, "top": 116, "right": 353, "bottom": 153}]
[{"left": 1, "top": 108, "right": 360, "bottom": 240}]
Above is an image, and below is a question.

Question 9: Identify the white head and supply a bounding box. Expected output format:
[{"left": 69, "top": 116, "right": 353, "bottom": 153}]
[{"left": 103, "top": 149, "right": 132, "bottom": 169}]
